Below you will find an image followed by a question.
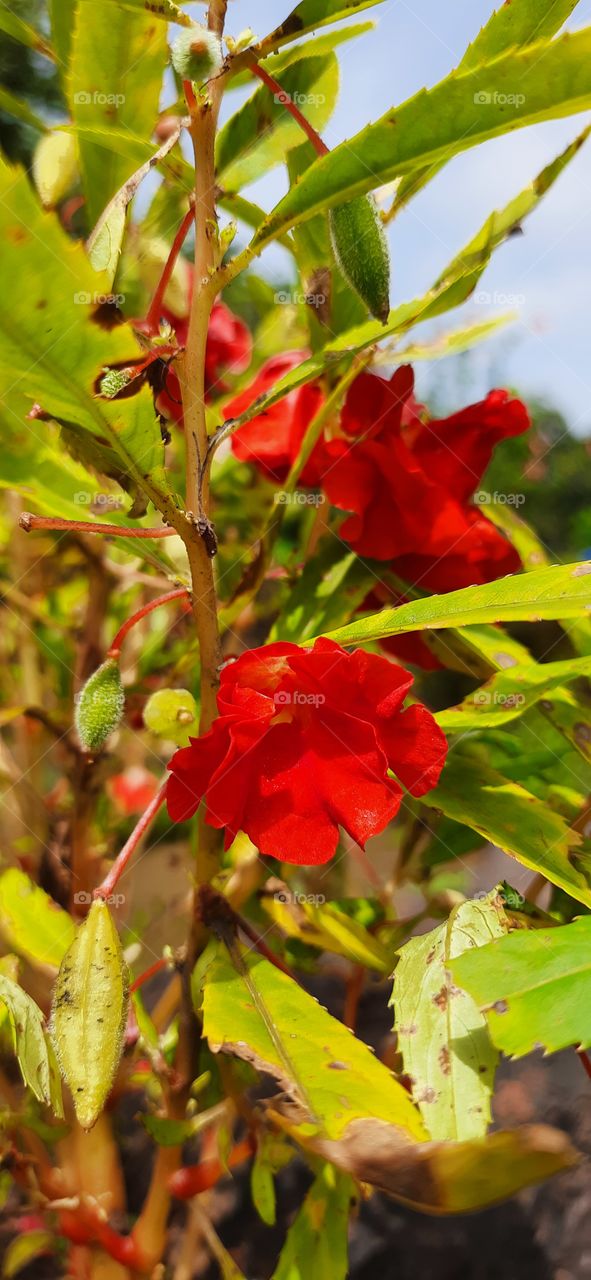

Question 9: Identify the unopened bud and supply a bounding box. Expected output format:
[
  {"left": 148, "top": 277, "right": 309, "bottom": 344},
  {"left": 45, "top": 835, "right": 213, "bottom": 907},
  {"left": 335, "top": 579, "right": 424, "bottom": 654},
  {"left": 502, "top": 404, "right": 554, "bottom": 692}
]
[
  {"left": 171, "top": 24, "right": 223, "bottom": 84},
  {"left": 76, "top": 659, "right": 125, "bottom": 752},
  {"left": 329, "top": 194, "right": 391, "bottom": 324}
]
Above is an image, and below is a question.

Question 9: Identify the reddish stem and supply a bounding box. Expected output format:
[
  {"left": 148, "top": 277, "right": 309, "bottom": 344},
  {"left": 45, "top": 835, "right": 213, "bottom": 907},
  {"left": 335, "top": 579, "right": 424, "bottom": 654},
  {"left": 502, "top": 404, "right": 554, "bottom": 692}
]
[
  {"left": 107, "top": 587, "right": 190, "bottom": 659},
  {"left": 130, "top": 956, "right": 170, "bottom": 993},
  {"left": 95, "top": 780, "right": 168, "bottom": 900},
  {"left": 19, "top": 513, "right": 176, "bottom": 540},
  {"left": 250, "top": 63, "right": 329, "bottom": 157},
  {"left": 183, "top": 78, "right": 198, "bottom": 113},
  {"left": 238, "top": 917, "right": 294, "bottom": 978},
  {"left": 142, "top": 207, "right": 195, "bottom": 337},
  {"left": 168, "top": 1136, "right": 256, "bottom": 1200}
]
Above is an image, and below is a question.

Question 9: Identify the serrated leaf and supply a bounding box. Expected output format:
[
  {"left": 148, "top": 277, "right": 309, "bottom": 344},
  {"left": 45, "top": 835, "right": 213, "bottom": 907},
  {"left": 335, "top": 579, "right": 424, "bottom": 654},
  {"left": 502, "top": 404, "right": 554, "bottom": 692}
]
[
  {"left": 196, "top": 938, "right": 427, "bottom": 1145},
  {"left": 217, "top": 55, "right": 339, "bottom": 194},
  {"left": 0, "top": 160, "right": 175, "bottom": 520},
  {"left": 0, "top": 869, "right": 76, "bottom": 970},
  {"left": 230, "top": 21, "right": 374, "bottom": 91},
  {"left": 271, "top": 1164, "right": 353, "bottom": 1280},
  {"left": 393, "top": 892, "right": 508, "bottom": 1140},
  {"left": 223, "top": 136, "right": 582, "bottom": 435},
  {"left": 0, "top": 8, "right": 53, "bottom": 57},
  {"left": 425, "top": 751, "right": 591, "bottom": 908},
  {"left": 314, "top": 564, "right": 591, "bottom": 648},
  {"left": 68, "top": 3, "right": 168, "bottom": 226},
  {"left": 0, "top": 87, "right": 47, "bottom": 133},
  {"left": 260, "top": 0, "right": 385, "bottom": 55},
  {"left": 51, "top": 900, "right": 129, "bottom": 1130},
  {"left": 393, "top": 1, "right": 582, "bottom": 213},
  {"left": 49, "top": 0, "right": 76, "bottom": 73},
  {"left": 0, "top": 975, "right": 63, "bottom": 1116},
  {"left": 438, "top": 654, "right": 591, "bottom": 735},
  {"left": 253, "top": 29, "right": 591, "bottom": 245},
  {"left": 78, "top": 0, "right": 191, "bottom": 21},
  {"left": 450, "top": 916, "right": 591, "bottom": 1057}
]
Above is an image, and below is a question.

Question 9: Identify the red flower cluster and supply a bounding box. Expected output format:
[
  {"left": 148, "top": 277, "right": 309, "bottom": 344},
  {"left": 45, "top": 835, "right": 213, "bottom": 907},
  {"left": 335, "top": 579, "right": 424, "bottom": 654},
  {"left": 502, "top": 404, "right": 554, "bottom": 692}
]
[
  {"left": 166, "top": 639, "right": 447, "bottom": 865},
  {"left": 157, "top": 280, "right": 251, "bottom": 422}
]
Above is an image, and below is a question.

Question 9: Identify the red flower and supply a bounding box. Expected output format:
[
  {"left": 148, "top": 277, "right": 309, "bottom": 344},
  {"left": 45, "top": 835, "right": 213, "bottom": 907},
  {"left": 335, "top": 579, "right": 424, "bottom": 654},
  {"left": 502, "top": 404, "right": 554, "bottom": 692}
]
[
  {"left": 322, "top": 366, "right": 530, "bottom": 588},
  {"left": 226, "top": 352, "right": 326, "bottom": 485},
  {"left": 166, "top": 639, "right": 447, "bottom": 865},
  {"left": 156, "top": 287, "right": 251, "bottom": 422}
]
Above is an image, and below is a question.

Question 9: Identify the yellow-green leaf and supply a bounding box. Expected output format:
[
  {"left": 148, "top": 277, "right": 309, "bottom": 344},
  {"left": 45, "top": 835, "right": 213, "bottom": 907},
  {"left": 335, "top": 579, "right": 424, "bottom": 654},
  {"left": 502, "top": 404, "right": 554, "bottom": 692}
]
[
  {"left": 51, "top": 900, "right": 129, "bottom": 1130},
  {"left": 32, "top": 132, "right": 78, "bottom": 210},
  {"left": 0, "top": 975, "right": 63, "bottom": 1117},
  {"left": 393, "top": 891, "right": 509, "bottom": 1140},
  {"left": 0, "top": 869, "right": 75, "bottom": 970}
]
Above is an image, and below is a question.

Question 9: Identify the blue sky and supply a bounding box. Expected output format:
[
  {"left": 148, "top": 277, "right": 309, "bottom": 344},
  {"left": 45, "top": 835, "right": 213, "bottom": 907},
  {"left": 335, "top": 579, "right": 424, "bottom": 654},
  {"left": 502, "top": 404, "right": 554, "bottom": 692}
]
[{"left": 213, "top": 0, "right": 591, "bottom": 432}]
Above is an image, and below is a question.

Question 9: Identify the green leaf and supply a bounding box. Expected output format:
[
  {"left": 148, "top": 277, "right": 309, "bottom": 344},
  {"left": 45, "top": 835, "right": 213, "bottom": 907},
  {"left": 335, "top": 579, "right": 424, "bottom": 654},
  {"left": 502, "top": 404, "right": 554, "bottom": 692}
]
[
  {"left": 0, "top": 869, "right": 76, "bottom": 970},
  {"left": 0, "top": 160, "right": 175, "bottom": 521},
  {"left": 393, "top": 1, "right": 582, "bottom": 213},
  {"left": 87, "top": 127, "right": 183, "bottom": 283},
  {"left": 270, "top": 543, "right": 371, "bottom": 643},
  {"left": 426, "top": 751, "right": 591, "bottom": 908},
  {"left": 0, "top": 87, "right": 47, "bottom": 133},
  {"left": 260, "top": 0, "right": 386, "bottom": 54},
  {"left": 394, "top": 313, "right": 515, "bottom": 362},
  {"left": 68, "top": 3, "right": 168, "bottom": 225},
  {"left": 217, "top": 55, "right": 340, "bottom": 193},
  {"left": 393, "top": 891, "right": 508, "bottom": 1140},
  {"left": 438, "top": 655, "right": 591, "bottom": 735},
  {"left": 0, "top": 8, "right": 53, "bottom": 57},
  {"left": 224, "top": 135, "right": 581, "bottom": 434},
  {"left": 196, "top": 938, "right": 427, "bottom": 1142},
  {"left": 271, "top": 1164, "right": 353, "bottom": 1280},
  {"left": 0, "top": 975, "right": 63, "bottom": 1116},
  {"left": 49, "top": 0, "right": 76, "bottom": 72},
  {"left": 78, "top": 0, "right": 191, "bottom": 22},
  {"left": 314, "top": 564, "right": 591, "bottom": 647},
  {"left": 32, "top": 132, "right": 78, "bottom": 210},
  {"left": 2, "top": 1231, "right": 53, "bottom": 1278},
  {"left": 253, "top": 29, "right": 591, "bottom": 244},
  {"left": 260, "top": 887, "right": 392, "bottom": 972},
  {"left": 51, "top": 900, "right": 129, "bottom": 1130},
  {"left": 230, "top": 21, "right": 374, "bottom": 90},
  {"left": 450, "top": 916, "right": 591, "bottom": 1056}
]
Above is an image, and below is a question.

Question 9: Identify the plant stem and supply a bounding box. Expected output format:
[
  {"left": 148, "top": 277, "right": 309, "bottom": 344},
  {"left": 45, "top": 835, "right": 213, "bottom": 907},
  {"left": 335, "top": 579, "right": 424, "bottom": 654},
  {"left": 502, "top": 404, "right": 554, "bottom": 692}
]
[
  {"left": 106, "top": 587, "right": 190, "bottom": 659},
  {"left": 142, "top": 207, "right": 195, "bottom": 336},
  {"left": 95, "top": 780, "right": 168, "bottom": 900},
  {"left": 250, "top": 62, "right": 329, "bottom": 158},
  {"left": 19, "top": 513, "right": 176, "bottom": 539}
]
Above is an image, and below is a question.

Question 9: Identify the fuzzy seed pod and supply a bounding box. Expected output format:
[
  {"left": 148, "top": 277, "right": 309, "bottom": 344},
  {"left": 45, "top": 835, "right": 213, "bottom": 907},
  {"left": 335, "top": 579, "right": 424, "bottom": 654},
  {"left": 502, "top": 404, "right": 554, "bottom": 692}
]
[
  {"left": 329, "top": 194, "right": 391, "bottom": 324},
  {"left": 75, "top": 659, "right": 125, "bottom": 753},
  {"left": 143, "top": 688, "right": 198, "bottom": 746},
  {"left": 170, "top": 24, "right": 223, "bottom": 84}
]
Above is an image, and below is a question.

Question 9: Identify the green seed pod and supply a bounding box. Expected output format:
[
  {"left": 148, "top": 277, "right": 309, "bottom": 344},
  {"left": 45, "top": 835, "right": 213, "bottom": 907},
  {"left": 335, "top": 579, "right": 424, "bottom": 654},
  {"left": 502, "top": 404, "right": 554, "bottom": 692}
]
[
  {"left": 143, "top": 688, "right": 198, "bottom": 747},
  {"left": 170, "top": 24, "right": 223, "bottom": 84},
  {"left": 329, "top": 194, "right": 391, "bottom": 324},
  {"left": 75, "top": 659, "right": 125, "bottom": 753}
]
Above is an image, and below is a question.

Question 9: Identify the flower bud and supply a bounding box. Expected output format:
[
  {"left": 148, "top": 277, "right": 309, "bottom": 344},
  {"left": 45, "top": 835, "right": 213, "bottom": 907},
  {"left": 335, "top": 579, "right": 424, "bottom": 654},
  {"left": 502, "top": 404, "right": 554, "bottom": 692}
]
[
  {"left": 329, "top": 194, "right": 391, "bottom": 324},
  {"left": 76, "top": 659, "right": 125, "bottom": 753},
  {"left": 143, "top": 688, "right": 198, "bottom": 746},
  {"left": 170, "top": 24, "right": 223, "bottom": 84}
]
